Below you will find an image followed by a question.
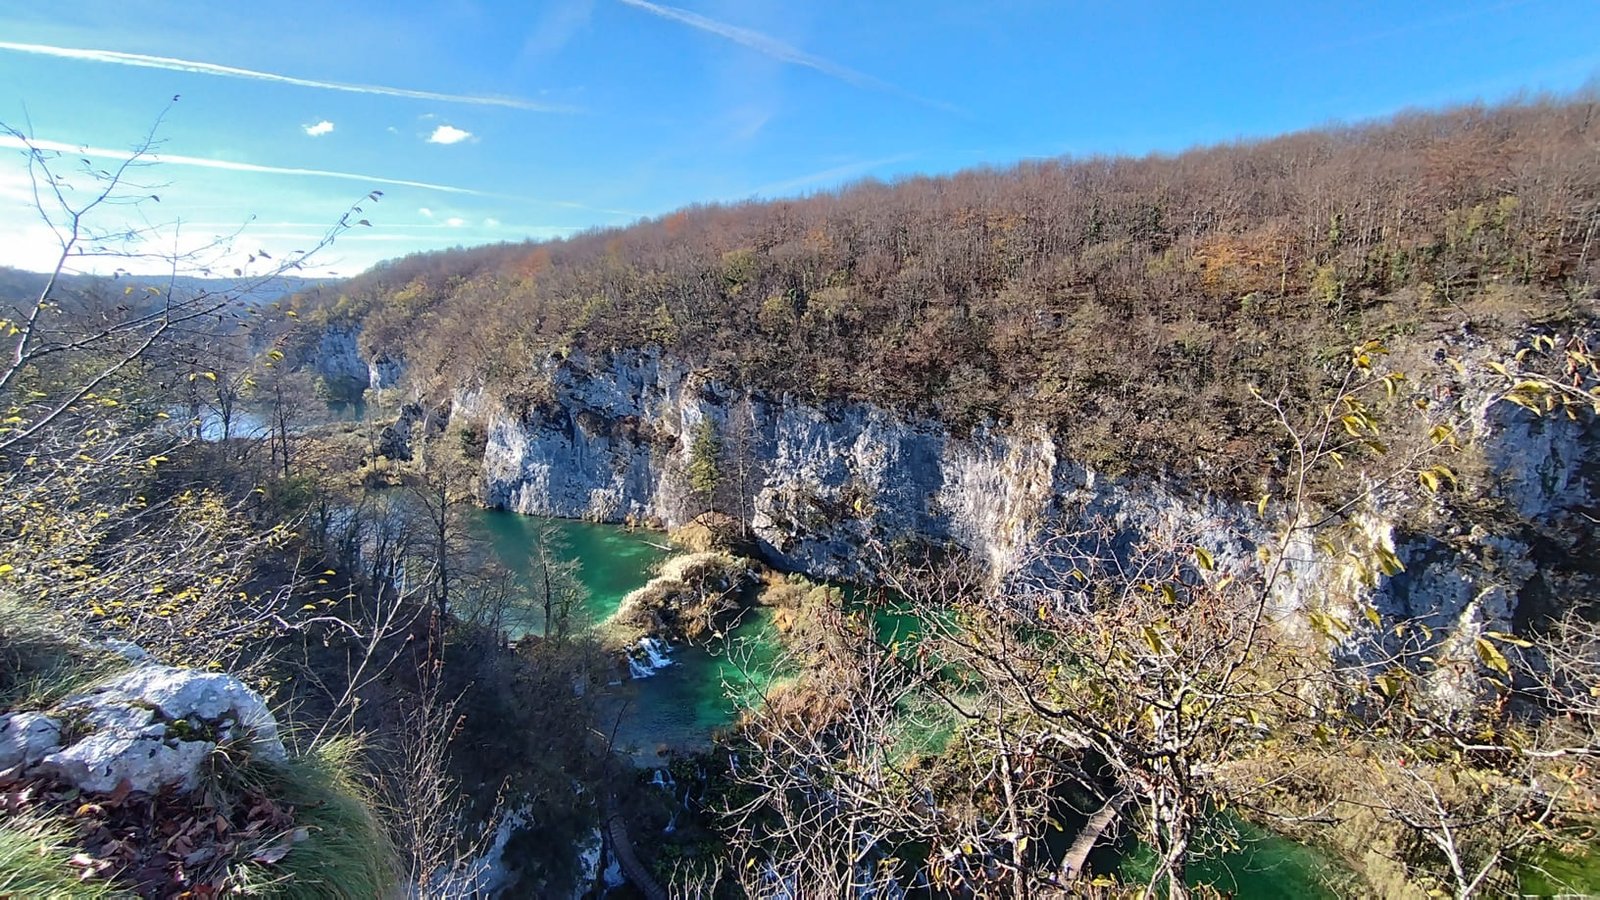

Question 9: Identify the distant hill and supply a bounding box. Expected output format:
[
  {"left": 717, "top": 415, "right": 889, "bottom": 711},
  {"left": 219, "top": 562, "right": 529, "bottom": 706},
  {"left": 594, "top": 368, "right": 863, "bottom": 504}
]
[{"left": 0, "top": 266, "right": 323, "bottom": 308}]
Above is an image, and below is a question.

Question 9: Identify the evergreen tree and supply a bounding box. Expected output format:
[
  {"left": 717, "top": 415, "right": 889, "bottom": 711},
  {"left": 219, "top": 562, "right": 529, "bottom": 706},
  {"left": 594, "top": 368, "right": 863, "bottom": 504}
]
[{"left": 688, "top": 416, "right": 721, "bottom": 512}]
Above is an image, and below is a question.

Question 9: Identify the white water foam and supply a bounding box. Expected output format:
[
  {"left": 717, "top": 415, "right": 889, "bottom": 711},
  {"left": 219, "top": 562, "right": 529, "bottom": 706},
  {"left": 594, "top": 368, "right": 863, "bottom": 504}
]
[{"left": 628, "top": 636, "right": 674, "bottom": 678}]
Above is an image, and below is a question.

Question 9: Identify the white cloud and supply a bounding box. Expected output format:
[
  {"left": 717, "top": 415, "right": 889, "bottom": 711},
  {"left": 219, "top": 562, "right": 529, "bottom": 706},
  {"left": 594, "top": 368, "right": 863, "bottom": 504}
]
[
  {"left": 427, "top": 125, "right": 473, "bottom": 145},
  {"left": 303, "top": 119, "right": 334, "bottom": 137},
  {"left": 0, "top": 41, "right": 576, "bottom": 112},
  {"left": 445, "top": 216, "right": 466, "bottom": 227},
  {"left": 419, "top": 207, "right": 434, "bottom": 218},
  {"left": 483, "top": 217, "right": 501, "bottom": 228},
  {"left": 0, "top": 135, "right": 485, "bottom": 195}
]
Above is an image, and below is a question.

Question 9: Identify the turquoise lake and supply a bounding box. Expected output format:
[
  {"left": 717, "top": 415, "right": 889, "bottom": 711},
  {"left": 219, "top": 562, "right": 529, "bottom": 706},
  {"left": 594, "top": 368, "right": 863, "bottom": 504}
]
[{"left": 466, "top": 507, "right": 1351, "bottom": 895}]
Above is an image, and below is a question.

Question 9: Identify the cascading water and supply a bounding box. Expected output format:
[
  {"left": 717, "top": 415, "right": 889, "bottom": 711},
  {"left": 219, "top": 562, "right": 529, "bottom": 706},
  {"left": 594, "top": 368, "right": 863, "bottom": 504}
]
[{"left": 629, "top": 636, "right": 674, "bottom": 678}]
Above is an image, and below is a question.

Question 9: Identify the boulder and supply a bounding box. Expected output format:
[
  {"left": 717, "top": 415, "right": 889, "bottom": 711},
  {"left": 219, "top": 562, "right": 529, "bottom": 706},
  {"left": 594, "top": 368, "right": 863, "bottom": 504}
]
[
  {"left": 41, "top": 728, "right": 215, "bottom": 794},
  {"left": 0, "top": 712, "right": 62, "bottom": 771},
  {"left": 26, "top": 665, "right": 285, "bottom": 795}
]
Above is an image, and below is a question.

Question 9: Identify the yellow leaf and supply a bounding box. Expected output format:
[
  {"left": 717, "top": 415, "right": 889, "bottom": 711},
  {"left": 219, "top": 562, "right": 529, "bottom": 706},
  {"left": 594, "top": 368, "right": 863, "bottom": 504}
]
[
  {"left": 1194, "top": 546, "right": 1215, "bottom": 572},
  {"left": 1475, "top": 636, "right": 1511, "bottom": 677}
]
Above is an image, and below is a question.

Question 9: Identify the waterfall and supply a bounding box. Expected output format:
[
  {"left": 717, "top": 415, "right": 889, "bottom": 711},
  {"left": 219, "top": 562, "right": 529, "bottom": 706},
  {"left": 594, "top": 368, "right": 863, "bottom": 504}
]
[{"left": 629, "top": 636, "right": 674, "bottom": 678}]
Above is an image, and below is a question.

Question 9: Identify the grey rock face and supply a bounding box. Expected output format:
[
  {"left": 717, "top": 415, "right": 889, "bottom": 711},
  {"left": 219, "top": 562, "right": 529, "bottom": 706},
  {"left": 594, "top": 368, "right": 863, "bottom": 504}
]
[
  {"left": 469, "top": 345, "right": 1593, "bottom": 680},
  {"left": 313, "top": 325, "right": 372, "bottom": 396},
  {"left": 473, "top": 350, "right": 1269, "bottom": 583},
  {"left": 369, "top": 352, "right": 406, "bottom": 390},
  {"left": 25, "top": 665, "right": 286, "bottom": 795}
]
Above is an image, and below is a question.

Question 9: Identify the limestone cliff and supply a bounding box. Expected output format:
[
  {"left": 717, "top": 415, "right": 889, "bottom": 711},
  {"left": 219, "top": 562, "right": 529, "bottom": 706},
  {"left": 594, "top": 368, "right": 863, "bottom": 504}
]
[
  {"left": 457, "top": 341, "right": 1593, "bottom": 676},
  {"left": 309, "top": 324, "right": 405, "bottom": 398}
]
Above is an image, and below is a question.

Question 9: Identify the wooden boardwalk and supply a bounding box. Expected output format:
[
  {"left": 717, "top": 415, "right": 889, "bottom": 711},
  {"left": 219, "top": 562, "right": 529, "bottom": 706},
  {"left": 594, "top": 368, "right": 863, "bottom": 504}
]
[{"left": 606, "top": 812, "right": 667, "bottom": 900}]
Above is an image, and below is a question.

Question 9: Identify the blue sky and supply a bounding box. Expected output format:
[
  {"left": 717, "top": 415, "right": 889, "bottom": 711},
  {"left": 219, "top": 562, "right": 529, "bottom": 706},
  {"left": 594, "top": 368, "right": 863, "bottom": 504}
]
[{"left": 2, "top": 0, "right": 1597, "bottom": 276}]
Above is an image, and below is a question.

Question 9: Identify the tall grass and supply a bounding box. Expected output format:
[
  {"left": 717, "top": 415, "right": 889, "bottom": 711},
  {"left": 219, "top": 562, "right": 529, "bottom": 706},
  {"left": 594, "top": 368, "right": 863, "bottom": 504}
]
[
  {"left": 224, "top": 738, "right": 399, "bottom": 898},
  {"left": 0, "top": 593, "right": 128, "bottom": 711},
  {"left": 0, "top": 815, "right": 121, "bottom": 899}
]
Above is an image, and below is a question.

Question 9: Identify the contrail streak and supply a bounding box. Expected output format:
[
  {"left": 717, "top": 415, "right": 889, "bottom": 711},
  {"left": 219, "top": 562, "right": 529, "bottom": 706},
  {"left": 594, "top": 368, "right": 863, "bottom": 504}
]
[
  {"left": 616, "top": 0, "right": 961, "bottom": 113},
  {"left": 0, "top": 41, "right": 575, "bottom": 112},
  {"left": 749, "top": 154, "right": 914, "bottom": 197},
  {"left": 0, "top": 135, "right": 486, "bottom": 194}
]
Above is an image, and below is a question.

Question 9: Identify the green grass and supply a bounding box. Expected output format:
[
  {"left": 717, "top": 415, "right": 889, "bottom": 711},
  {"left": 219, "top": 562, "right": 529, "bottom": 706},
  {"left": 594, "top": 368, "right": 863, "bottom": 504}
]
[
  {"left": 0, "top": 593, "right": 129, "bottom": 711},
  {"left": 224, "top": 739, "right": 399, "bottom": 898},
  {"left": 0, "top": 814, "right": 123, "bottom": 899}
]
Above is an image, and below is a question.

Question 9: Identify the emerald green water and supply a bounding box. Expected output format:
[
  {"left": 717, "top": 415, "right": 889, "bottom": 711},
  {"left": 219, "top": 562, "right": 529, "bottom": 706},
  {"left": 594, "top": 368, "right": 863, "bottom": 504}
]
[
  {"left": 1107, "top": 818, "right": 1343, "bottom": 898},
  {"left": 466, "top": 509, "right": 1348, "bottom": 895},
  {"left": 469, "top": 508, "right": 670, "bottom": 633},
  {"left": 466, "top": 509, "right": 783, "bottom": 763}
]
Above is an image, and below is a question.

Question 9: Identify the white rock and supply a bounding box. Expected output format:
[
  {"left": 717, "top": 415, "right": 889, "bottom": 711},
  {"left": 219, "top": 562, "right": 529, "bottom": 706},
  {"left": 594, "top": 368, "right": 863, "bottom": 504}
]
[
  {"left": 0, "top": 712, "right": 62, "bottom": 770},
  {"left": 101, "top": 639, "right": 150, "bottom": 661},
  {"left": 32, "top": 664, "right": 286, "bottom": 795},
  {"left": 71, "top": 665, "right": 285, "bottom": 760},
  {"left": 40, "top": 731, "right": 215, "bottom": 794}
]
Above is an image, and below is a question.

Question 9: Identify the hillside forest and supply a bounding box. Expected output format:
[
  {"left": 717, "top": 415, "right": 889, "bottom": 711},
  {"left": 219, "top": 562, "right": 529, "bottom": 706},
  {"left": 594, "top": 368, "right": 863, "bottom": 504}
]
[{"left": 0, "top": 95, "right": 1598, "bottom": 899}]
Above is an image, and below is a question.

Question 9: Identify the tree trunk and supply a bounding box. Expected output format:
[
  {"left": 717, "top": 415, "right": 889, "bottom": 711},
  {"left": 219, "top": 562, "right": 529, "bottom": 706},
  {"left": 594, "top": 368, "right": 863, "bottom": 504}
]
[{"left": 1059, "top": 788, "right": 1131, "bottom": 882}]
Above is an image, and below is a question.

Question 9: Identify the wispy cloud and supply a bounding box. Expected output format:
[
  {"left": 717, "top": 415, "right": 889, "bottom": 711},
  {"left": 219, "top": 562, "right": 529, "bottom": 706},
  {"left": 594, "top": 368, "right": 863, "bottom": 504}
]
[
  {"left": 750, "top": 154, "right": 914, "bottom": 197},
  {"left": 302, "top": 120, "right": 334, "bottom": 137},
  {"left": 0, "top": 135, "right": 485, "bottom": 195},
  {"left": 616, "top": 0, "right": 959, "bottom": 113},
  {"left": 427, "top": 124, "right": 474, "bottom": 145},
  {"left": 0, "top": 41, "right": 577, "bottom": 112}
]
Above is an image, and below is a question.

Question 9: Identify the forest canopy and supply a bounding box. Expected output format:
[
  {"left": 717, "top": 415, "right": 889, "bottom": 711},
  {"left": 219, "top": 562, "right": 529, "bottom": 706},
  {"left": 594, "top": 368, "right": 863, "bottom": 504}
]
[{"left": 292, "top": 96, "right": 1600, "bottom": 487}]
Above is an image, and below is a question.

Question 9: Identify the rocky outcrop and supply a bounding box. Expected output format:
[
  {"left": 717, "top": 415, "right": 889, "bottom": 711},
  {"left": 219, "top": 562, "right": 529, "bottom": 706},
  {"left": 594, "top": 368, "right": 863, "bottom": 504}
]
[
  {"left": 611, "top": 552, "right": 756, "bottom": 644},
  {"left": 312, "top": 325, "right": 372, "bottom": 398},
  {"left": 3, "top": 665, "right": 285, "bottom": 795},
  {"left": 466, "top": 342, "right": 1595, "bottom": 678},
  {"left": 376, "top": 401, "right": 438, "bottom": 461},
  {"left": 310, "top": 325, "right": 405, "bottom": 399},
  {"left": 369, "top": 351, "right": 405, "bottom": 390},
  {"left": 473, "top": 350, "right": 1264, "bottom": 582}
]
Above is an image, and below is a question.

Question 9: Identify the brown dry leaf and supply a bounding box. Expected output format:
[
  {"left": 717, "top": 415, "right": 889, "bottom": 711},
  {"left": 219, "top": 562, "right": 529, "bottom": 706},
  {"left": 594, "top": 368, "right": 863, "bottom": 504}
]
[{"left": 250, "top": 834, "right": 295, "bottom": 865}]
